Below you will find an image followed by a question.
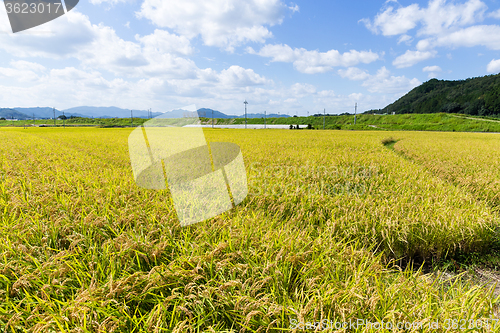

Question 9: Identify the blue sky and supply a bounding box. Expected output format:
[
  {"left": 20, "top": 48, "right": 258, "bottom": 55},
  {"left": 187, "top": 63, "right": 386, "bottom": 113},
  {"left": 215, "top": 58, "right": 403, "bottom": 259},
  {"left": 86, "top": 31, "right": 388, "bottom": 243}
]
[{"left": 1, "top": 0, "right": 500, "bottom": 115}]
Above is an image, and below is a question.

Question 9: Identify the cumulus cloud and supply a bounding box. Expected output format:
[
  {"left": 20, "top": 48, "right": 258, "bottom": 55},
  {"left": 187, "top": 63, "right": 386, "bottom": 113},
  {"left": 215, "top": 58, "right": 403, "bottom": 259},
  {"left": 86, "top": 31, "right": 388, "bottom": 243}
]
[
  {"left": 250, "top": 44, "right": 380, "bottom": 73},
  {"left": 136, "top": 29, "right": 193, "bottom": 56},
  {"left": 218, "top": 66, "right": 270, "bottom": 86},
  {"left": 360, "top": 3, "right": 422, "bottom": 36},
  {"left": 362, "top": 66, "right": 421, "bottom": 94},
  {"left": 10, "top": 60, "right": 46, "bottom": 72},
  {"left": 420, "top": 25, "right": 500, "bottom": 50},
  {"left": 393, "top": 50, "right": 437, "bottom": 68},
  {"left": 489, "top": 9, "right": 500, "bottom": 19},
  {"left": 0, "top": 11, "right": 204, "bottom": 79},
  {"left": 361, "top": 0, "right": 487, "bottom": 37},
  {"left": 398, "top": 34, "right": 413, "bottom": 45},
  {"left": 291, "top": 83, "right": 316, "bottom": 97},
  {"left": 338, "top": 67, "right": 370, "bottom": 80},
  {"left": 423, "top": 65, "right": 442, "bottom": 72},
  {"left": 487, "top": 59, "right": 500, "bottom": 73},
  {"left": 423, "top": 65, "right": 442, "bottom": 78},
  {"left": 137, "top": 0, "right": 297, "bottom": 51},
  {"left": 361, "top": 0, "right": 500, "bottom": 61},
  {"left": 336, "top": 65, "right": 421, "bottom": 95},
  {"left": 89, "top": 0, "right": 129, "bottom": 5}
]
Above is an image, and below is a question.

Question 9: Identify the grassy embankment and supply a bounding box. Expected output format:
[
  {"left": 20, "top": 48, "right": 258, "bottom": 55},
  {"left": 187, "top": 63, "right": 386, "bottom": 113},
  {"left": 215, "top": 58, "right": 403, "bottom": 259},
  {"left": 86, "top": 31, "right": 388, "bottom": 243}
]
[
  {"left": 209, "top": 113, "right": 500, "bottom": 132},
  {"left": 3, "top": 113, "right": 500, "bottom": 132}
]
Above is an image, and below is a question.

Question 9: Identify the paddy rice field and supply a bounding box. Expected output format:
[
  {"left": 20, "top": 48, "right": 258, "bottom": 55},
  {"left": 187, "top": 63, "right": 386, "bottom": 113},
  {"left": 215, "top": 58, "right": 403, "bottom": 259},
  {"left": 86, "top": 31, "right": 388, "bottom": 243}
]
[{"left": 0, "top": 127, "right": 500, "bottom": 332}]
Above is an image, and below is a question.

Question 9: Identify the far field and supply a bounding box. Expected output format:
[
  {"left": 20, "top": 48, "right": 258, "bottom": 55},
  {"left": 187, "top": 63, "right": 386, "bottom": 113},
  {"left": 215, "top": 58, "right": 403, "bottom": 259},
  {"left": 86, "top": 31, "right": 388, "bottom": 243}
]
[
  {"left": 3, "top": 112, "right": 500, "bottom": 132},
  {"left": 0, "top": 127, "right": 500, "bottom": 331}
]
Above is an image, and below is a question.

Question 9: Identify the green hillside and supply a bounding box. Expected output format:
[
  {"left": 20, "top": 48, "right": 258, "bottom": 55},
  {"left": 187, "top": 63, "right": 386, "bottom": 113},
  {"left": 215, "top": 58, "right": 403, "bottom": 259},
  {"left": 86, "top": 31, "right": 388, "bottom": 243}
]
[
  {"left": 0, "top": 108, "right": 31, "bottom": 120},
  {"left": 383, "top": 73, "right": 500, "bottom": 116}
]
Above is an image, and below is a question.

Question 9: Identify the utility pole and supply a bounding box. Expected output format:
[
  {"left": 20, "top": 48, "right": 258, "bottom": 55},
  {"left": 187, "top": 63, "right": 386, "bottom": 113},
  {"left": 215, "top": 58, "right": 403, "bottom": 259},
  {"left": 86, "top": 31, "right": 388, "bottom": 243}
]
[
  {"left": 53, "top": 108, "right": 55, "bottom": 126},
  {"left": 63, "top": 111, "right": 65, "bottom": 128},
  {"left": 33, "top": 113, "right": 35, "bottom": 126},
  {"left": 131, "top": 110, "right": 133, "bottom": 125},
  {"left": 244, "top": 100, "right": 248, "bottom": 129},
  {"left": 354, "top": 103, "right": 357, "bottom": 125},
  {"left": 264, "top": 110, "right": 266, "bottom": 129},
  {"left": 212, "top": 109, "right": 214, "bottom": 129},
  {"left": 323, "top": 108, "right": 326, "bottom": 130}
]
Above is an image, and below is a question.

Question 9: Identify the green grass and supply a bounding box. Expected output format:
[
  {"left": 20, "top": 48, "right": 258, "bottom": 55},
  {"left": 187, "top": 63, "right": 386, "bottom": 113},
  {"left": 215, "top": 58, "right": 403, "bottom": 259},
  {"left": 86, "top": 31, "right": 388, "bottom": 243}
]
[
  {"left": 3, "top": 113, "right": 500, "bottom": 132},
  {"left": 0, "top": 128, "right": 500, "bottom": 331},
  {"left": 210, "top": 113, "right": 500, "bottom": 132}
]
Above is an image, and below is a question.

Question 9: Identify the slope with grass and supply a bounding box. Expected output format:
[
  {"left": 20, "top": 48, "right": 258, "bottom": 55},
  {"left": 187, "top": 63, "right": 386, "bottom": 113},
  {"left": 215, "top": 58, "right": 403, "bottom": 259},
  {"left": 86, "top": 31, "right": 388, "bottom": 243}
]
[
  {"left": 3, "top": 113, "right": 500, "bottom": 132},
  {"left": 382, "top": 74, "right": 500, "bottom": 116},
  {"left": 208, "top": 113, "right": 500, "bottom": 132}
]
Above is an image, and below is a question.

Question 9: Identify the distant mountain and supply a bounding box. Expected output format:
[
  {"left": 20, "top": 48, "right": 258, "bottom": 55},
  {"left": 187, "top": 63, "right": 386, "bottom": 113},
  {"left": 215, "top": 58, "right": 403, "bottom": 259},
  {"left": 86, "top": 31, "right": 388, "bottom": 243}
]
[
  {"left": 197, "top": 108, "right": 235, "bottom": 118},
  {"left": 14, "top": 107, "right": 64, "bottom": 119},
  {"left": 0, "top": 108, "right": 31, "bottom": 120},
  {"left": 383, "top": 73, "right": 500, "bottom": 116},
  {"left": 193, "top": 108, "right": 290, "bottom": 119},
  {"left": 1, "top": 106, "right": 293, "bottom": 120},
  {"left": 62, "top": 106, "right": 160, "bottom": 118}
]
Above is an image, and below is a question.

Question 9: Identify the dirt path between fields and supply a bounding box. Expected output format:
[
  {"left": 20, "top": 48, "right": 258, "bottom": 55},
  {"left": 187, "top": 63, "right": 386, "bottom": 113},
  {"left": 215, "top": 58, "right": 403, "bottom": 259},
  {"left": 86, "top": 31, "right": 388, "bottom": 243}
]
[{"left": 450, "top": 115, "right": 500, "bottom": 123}]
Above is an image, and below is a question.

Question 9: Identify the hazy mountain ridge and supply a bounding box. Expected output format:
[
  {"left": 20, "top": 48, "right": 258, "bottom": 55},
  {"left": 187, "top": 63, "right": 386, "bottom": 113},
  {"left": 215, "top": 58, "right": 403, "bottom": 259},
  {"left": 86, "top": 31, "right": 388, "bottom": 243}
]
[
  {"left": 2, "top": 106, "right": 291, "bottom": 119},
  {"left": 0, "top": 108, "right": 31, "bottom": 120}
]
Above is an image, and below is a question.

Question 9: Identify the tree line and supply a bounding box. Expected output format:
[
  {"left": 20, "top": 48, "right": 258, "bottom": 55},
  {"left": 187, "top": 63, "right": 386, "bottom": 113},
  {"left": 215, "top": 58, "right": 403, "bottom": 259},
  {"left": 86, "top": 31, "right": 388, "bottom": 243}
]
[{"left": 383, "top": 74, "right": 500, "bottom": 116}]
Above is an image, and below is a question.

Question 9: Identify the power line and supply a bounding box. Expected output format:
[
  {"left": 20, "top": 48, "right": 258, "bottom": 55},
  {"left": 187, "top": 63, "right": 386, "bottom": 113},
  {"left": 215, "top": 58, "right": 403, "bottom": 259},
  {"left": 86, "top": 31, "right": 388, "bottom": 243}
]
[
  {"left": 354, "top": 103, "right": 357, "bottom": 125},
  {"left": 323, "top": 108, "right": 325, "bottom": 130},
  {"left": 244, "top": 100, "right": 248, "bottom": 129}
]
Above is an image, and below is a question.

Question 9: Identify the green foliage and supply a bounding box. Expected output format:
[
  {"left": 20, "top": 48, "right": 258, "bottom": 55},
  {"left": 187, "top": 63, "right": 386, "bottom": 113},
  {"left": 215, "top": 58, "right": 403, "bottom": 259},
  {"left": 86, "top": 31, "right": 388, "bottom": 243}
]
[
  {"left": 384, "top": 74, "right": 500, "bottom": 116},
  {"left": 212, "top": 113, "right": 500, "bottom": 132}
]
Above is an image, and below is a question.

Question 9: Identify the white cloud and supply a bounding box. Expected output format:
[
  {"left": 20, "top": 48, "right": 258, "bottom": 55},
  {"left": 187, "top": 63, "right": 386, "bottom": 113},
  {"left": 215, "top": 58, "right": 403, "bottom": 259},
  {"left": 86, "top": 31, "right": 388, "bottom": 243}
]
[
  {"left": 362, "top": 66, "right": 421, "bottom": 94},
  {"left": 251, "top": 44, "right": 380, "bottom": 73},
  {"left": 291, "top": 83, "right": 316, "bottom": 97},
  {"left": 423, "top": 65, "right": 442, "bottom": 78},
  {"left": 137, "top": 0, "right": 297, "bottom": 51},
  {"left": 489, "top": 9, "right": 500, "bottom": 19},
  {"left": 418, "top": 0, "right": 487, "bottom": 36},
  {"left": 393, "top": 50, "right": 437, "bottom": 68},
  {"left": 430, "top": 25, "right": 500, "bottom": 50},
  {"left": 218, "top": 66, "right": 270, "bottom": 86},
  {"left": 10, "top": 60, "right": 46, "bottom": 72},
  {"left": 0, "top": 67, "right": 40, "bottom": 83},
  {"left": 361, "top": 0, "right": 487, "bottom": 37},
  {"left": 136, "top": 29, "right": 193, "bottom": 56},
  {"left": 360, "top": 3, "right": 422, "bottom": 36},
  {"left": 398, "top": 34, "right": 413, "bottom": 45},
  {"left": 90, "top": 0, "right": 129, "bottom": 4},
  {"left": 0, "top": 11, "right": 203, "bottom": 79},
  {"left": 338, "top": 67, "right": 370, "bottom": 80},
  {"left": 289, "top": 4, "right": 300, "bottom": 13},
  {"left": 423, "top": 65, "right": 442, "bottom": 72},
  {"left": 487, "top": 59, "right": 500, "bottom": 73}
]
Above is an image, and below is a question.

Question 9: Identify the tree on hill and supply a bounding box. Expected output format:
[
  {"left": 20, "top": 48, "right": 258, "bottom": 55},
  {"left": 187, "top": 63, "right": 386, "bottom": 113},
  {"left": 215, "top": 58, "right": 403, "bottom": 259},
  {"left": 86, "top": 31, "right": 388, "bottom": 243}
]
[{"left": 383, "top": 74, "right": 500, "bottom": 116}]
